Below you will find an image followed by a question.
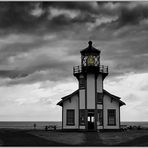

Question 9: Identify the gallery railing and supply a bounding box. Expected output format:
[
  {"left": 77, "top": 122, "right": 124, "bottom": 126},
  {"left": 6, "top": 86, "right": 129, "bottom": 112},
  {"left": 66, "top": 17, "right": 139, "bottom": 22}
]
[{"left": 73, "top": 65, "right": 108, "bottom": 75}]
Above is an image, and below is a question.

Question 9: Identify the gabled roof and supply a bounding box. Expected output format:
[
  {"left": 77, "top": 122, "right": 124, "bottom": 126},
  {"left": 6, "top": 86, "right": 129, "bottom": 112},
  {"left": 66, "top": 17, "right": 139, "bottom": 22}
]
[
  {"left": 103, "top": 89, "right": 126, "bottom": 106},
  {"left": 57, "top": 89, "right": 125, "bottom": 106},
  {"left": 80, "top": 41, "right": 100, "bottom": 55},
  {"left": 57, "top": 90, "right": 78, "bottom": 106}
]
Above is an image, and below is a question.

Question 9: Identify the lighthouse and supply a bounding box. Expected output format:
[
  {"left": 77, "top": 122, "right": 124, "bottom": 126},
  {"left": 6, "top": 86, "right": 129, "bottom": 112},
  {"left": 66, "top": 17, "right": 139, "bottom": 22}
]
[{"left": 57, "top": 41, "right": 125, "bottom": 131}]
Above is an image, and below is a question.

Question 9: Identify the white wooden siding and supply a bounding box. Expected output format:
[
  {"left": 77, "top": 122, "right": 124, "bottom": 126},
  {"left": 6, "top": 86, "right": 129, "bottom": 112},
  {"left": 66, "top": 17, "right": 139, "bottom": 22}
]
[
  {"left": 79, "top": 89, "right": 85, "bottom": 109},
  {"left": 63, "top": 94, "right": 79, "bottom": 129},
  {"left": 103, "top": 94, "right": 119, "bottom": 129},
  {"left": 87, "top": 74, "right": 95, "bottom": 109},
  {"left": 97, "top": 74, "right": 103, "bottom": 93}
]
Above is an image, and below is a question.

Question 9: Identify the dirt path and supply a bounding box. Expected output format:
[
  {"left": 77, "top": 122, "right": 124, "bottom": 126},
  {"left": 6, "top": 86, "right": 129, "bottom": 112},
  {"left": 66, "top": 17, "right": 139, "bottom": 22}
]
[{"left": 83, "top": 132, "right": 105, "bottom": 146}]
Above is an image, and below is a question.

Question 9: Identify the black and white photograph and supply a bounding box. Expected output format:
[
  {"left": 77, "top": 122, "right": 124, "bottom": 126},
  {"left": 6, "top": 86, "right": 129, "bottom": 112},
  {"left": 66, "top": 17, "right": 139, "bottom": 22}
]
[{"left": 0, "top": 1, "right": 148, "bottom": 146}]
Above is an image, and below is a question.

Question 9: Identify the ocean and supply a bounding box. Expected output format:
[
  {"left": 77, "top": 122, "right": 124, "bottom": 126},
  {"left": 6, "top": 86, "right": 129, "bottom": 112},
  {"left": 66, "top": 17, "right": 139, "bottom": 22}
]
[
  {"left": 0, "top": 121, "right": 148, "bottom": 129},
  {"left": 0, "top": 121, "right": 62, "bottom": 130},
  {"left": 121, "top": 121, "right": 148, "bottom": 128}
]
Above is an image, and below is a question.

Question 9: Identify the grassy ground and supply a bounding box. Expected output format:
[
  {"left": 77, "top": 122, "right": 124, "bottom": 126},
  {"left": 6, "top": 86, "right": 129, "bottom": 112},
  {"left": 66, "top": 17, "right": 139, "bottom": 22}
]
[
  {"left": 0, "top": 128, "right": 148, "bottom": 146},
  {"left": 0, "top": 129, "right": 65, "bottom": 146},
  {"left": 99, "top": 130, "right": 148, "bottom": 146}
]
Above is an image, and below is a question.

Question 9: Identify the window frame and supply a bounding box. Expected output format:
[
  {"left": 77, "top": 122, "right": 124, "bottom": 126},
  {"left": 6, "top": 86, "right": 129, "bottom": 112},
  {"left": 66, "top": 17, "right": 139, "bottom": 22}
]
[
  {"left": 108, "top": 109, "right": 116, "bottom": 126},
  {"left": 79, "top": 109, "right": 85, "bottom": 125},
  {"left": 66, "top": 109, "right": 75, "bottom": 126},
  {"left": 98, "top": 109, "right": 103, "bottom": 126},
  {"left": 79, "top": 77, "right": 85, "bottom": 89},
  {"left": 97, "top": 93, "right": 103, "bottom": 104}
]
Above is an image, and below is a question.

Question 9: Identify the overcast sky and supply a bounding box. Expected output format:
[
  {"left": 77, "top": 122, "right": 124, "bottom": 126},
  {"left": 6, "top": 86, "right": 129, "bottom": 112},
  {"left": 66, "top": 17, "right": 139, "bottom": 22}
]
[{"left": 0, "top": 1, "right": 148, "bottom": 121}]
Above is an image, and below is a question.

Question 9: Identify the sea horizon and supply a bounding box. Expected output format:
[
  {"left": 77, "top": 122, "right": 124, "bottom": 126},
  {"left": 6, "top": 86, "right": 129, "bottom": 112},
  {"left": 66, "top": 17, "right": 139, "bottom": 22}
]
[{"left": 0, "top": 121, "right": 148, "bottom": 130}]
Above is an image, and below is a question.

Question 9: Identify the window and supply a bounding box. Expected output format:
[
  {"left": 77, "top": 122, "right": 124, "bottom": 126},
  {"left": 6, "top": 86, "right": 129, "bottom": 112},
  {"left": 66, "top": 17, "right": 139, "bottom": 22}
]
[
  {"left": 97, "top": 93, "right": 103, "bottom": 104},
  {"left": 79, "top": 109, "right": 85, "bottom": 125},
  {"left": 79, "top": 77, "right": 85, "bottom": 89},
  {"left": 98, "top": 109, "right": 103, "bottom": 126},
  {"left": 108, "top": 109, "right": 116, "bottom": 125},
  {"left": 67, "top": 110, "right": 75, "bottom": 125}
]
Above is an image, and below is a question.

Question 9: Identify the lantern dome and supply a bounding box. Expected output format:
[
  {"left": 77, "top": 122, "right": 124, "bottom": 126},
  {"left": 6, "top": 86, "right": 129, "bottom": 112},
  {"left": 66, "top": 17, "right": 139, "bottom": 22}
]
[{"left": 80, "top": 41, "right": 101, "bottom": 56}]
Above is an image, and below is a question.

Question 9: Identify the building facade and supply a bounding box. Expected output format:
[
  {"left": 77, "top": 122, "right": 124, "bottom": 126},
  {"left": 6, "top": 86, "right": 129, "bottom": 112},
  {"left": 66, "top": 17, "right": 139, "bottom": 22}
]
[{"left": 57, "top": 41, "right": 125, "bottom": 131}]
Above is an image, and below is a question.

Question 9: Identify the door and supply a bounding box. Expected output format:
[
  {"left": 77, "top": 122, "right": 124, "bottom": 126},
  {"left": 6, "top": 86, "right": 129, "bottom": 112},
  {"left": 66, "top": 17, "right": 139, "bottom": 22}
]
[{"left": 87, "top": 110, "right": 95, "bottom": 130}]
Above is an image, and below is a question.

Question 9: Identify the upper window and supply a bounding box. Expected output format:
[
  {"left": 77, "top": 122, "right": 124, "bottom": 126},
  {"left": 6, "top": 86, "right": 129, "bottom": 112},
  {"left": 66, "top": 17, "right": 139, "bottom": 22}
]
[
  {"left": 108, "top": 109, "right": 116, "bottom": 126},
  {"left": 79, "top": 77, "right": 85, "bottom": 89},
  {"left": 67, "top": 110, "right": 75, "bottom": 125},
  {"left": 97, "top": 93, "right": 103, "bottom": 104},
  {"left": 79, "top": 109, "right": 85, "bottom": 125}
]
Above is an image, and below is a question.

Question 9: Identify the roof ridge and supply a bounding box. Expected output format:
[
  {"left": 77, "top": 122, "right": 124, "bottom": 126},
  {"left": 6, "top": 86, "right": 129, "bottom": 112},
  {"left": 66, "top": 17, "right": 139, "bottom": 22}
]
[
  {"left": 61, "top": 89, "right": 78, "bottom": 100},
  {"left": 103, "top": 89, "right": 121, "bottom": 99},
  {"left": 57, "top": 89, "right": 125, "bottom": 106},
  {"left": 103, "top": 89, "right": 125, "bottom": 106}
]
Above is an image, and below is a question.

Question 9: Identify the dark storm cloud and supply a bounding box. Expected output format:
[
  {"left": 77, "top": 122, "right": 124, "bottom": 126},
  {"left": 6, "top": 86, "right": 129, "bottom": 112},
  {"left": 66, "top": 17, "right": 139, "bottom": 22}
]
[
  {"left": 98, "top": 30, "right": 148, "bottom": 76},
  {"left": 41, "top": 1, "right": 98, "bottom": 14},
  {"left": 0, "top": 52, "right": 77, "bottom": 86},
  {"left": 0, "top": 69, "right": 28, "bottom": 79},
  {"left": 72, "top": 13, "right": 96, "bottom": 23},
  {"left": 5, "top": 69, "right": 71, "bottom": 86},
  {"left": 0, "top": 2, "right": 98, "bottom": 35},
  {"left": 0, "top": 55, "right": 72, "bottom": 78},
  {"left": 109, "top": 55, "right": 148, "bottom": 77},
  {"left": 117, "top": 3, "right": 148, "bottom": 27},
  {"left": 50, "top": 14, "right": 71, "bottom": 27},
  {"left": 0, "top": 2, "right": 40, "bottom": 34},
  {"left": 19, "top": 54, "right": 74, "bottom": 75},
  {"left": 0, "top": 1, "right": 148, "bottom": 86},
  {"left": 0, "top": 39, "right": 49, "bottom": 64},
  {"left": 0, "top": 2, "right": 49, "bottom": 35},
  {"left": 0, "top": 2, "right": 147, "bottom": 35}
]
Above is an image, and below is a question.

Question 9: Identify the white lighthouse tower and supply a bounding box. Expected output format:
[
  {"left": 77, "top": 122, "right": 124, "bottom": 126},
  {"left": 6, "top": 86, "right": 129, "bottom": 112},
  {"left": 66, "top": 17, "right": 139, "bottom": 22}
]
[
  {"left": 73, "top": 41, "right": 108, "bottom": 130},
  {"left": 57, "top": 41, "right": 125, "bottom": 131}
]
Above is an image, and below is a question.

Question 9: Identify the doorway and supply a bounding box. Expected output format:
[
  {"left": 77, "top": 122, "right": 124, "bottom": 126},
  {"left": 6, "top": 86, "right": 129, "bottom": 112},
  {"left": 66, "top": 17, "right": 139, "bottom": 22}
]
[{"left": 87, "top": 110, "right": 95, "bottom": 130}]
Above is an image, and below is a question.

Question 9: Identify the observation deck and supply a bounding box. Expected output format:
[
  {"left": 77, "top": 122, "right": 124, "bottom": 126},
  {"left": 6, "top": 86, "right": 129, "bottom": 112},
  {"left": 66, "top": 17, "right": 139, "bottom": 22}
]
[{"left": 73, "top": 65, "right": 108, "bottom": 79}]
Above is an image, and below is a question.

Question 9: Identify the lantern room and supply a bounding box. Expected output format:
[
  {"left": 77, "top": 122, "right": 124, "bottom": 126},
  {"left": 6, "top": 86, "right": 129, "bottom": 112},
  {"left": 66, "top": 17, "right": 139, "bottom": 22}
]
[{"left": 81, "top": 41, "right": 101, "bottom": 67}]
